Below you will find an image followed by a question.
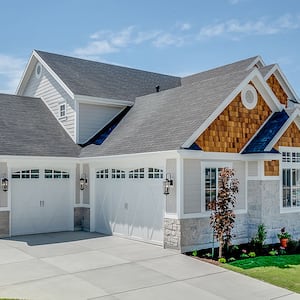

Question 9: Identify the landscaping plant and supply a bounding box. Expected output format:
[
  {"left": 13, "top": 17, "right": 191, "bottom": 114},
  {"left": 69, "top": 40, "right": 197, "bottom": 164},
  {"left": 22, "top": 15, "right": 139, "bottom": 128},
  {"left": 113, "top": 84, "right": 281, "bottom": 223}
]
[{"left": 209, "top": 168, "right": 239, "bottom": 258}]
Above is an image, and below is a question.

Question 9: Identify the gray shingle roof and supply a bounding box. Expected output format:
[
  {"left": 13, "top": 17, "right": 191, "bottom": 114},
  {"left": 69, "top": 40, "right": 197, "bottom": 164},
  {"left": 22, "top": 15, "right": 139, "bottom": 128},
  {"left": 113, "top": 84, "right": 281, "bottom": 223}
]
[
  {"left": 259, "top": 64, "right": 276, "bottom": 78},
  {"left": 181, "top": 56, "right": 259, "bottom": 85},
  {"left": 0, "top": 94, "right": 80, "bottom": 157},
  {"left": 80, "top": 69, "right": 253, "bottom": 157},
  {"left": 36, "top": 50, "right": 181, "bottom": 101}
]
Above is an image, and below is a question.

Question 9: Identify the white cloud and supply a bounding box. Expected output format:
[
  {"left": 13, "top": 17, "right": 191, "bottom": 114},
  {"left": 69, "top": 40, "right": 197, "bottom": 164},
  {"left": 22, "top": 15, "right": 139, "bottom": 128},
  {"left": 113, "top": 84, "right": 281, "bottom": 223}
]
[
  {"left": 0, "top": 54, "right": 26, "bottom": 93},
  {"left": 74, "top": 25, "right": 190, "bottom": 58},
  {"left": 198, "top": 14, "right": 300, "bottom": 39}
]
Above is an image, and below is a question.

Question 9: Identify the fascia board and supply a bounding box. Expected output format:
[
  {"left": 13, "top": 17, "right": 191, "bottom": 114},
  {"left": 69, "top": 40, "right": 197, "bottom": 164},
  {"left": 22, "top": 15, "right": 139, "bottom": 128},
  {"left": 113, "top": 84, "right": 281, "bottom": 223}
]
[
  {"left": 75, "top": 95, "right": 134, "bottom": 107},
  {"left": 247, "top": 55, "right": 265, "bottom": 69},
  {"left": 32, "top": 51, "right": 74, "bottom": 99},
  {"left": 265, "top": 108, "right": 300, "bottom": 151},
  {"left": 182, "top": 68, "right": 282, "bottom": 149},
  {"left": 16, "top": 52, "right": 36, "bottom": 95}
]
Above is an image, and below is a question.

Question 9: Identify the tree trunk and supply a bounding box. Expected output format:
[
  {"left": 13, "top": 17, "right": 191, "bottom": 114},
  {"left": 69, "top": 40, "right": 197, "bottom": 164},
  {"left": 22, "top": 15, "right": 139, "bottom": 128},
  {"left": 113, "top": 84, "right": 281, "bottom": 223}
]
[{"left": 219, "top": 240, "right": 223, "bottom": 258}]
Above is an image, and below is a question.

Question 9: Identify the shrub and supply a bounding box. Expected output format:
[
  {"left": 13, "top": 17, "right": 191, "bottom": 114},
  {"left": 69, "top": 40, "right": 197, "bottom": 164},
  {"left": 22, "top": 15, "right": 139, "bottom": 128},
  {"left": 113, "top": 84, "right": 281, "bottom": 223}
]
[
  {"left": 240, "top": 253, "right": 249, "bottom": 259},
  {"left": 192, "top": 250, "right": 198, "bottom": 257},
  {"left": 203, "top": 252, "right": 212, "bottom": 259},
  {"left": 269, "top": 249, "right": 278, "bottom": 256},
  {"left": 228, "top": 257, "right": 236, "bottom": 262},
  {"left": 218, "top": 257, "right": 227, "bottom": 263},
  {"left": 251, "top": 224, "right": 267, "bottom": 254},
  {"left": 248, "top": 251, "right": 256, "bottom": 258}
]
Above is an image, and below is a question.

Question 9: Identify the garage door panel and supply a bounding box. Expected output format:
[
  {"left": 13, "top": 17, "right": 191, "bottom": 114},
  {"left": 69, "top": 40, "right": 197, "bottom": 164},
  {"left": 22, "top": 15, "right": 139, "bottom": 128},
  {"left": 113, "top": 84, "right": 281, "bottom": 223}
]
[
  {"left": 11, "top": 169, "right": 73, "bottom": 236},
  {"left": 95, "top": 176, "right": 164, "bottom": 244}
]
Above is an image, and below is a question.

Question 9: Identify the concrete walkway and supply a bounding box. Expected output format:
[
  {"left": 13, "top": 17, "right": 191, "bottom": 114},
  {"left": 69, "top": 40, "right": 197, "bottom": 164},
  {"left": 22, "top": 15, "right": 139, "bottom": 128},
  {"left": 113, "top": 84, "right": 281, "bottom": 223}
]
[{"left": 0, "top": 232, "right": 298, "bottom": 300}]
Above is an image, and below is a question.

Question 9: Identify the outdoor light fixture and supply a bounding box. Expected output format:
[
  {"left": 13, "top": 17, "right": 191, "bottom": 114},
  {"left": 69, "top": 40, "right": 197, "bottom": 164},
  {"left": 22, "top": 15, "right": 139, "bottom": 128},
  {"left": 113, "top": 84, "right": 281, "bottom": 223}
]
[
  {"left": 1, "top": 177, "right": 8, "bottom": 192},
  {"left": 163, "top": 173, "right": 173, "bottom": 195},
  {"left": 79, "top": 174, "right": 88, "bottom": 191}
]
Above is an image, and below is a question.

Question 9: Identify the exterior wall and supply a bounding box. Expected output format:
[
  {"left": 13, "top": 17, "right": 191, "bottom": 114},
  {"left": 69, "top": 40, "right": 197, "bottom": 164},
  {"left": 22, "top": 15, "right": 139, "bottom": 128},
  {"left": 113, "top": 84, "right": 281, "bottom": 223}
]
[
  {"left": 247, "top": 180, "right": 300, "bottom": 244},
  {"left": 267, "top": 74, "right": 288, "bottom": 107},
  {"left": 23, "top": 62, "right": 76, "bottom": 140},
  {"left": 233, "top": 160, "right": 246, "bottom": 210},
  {"left": 82, "top": 163, "right": 90, "bottom": 205},
  {"left": 264, "top": 160, "right": 279, "bottom": 176},
  {"left": 0, "top": 211, "right": 9, "bottom": 237},
  {"left": 166, "top": 159, "right": 177, "bottom": 214},
  {"left": 164, "top": 218, "right": 181, "bottom": 250},
  {"left": 78, "top": 103, "right": 122, "bottom": 144},
  {"left": 74, "top": 207, "right": 90, "bottom": 231},
  {"left": 0, "top": 162, "right": 8, "bottom": 208},
  {"left": 274, "top": 122, "right": 300, "bottom": 149},
  {"left": 183, "top": 159, "right": 201, "bottom": 214},
  {"left": 195, "top": 88, "right": 272, "bottom": 152}
]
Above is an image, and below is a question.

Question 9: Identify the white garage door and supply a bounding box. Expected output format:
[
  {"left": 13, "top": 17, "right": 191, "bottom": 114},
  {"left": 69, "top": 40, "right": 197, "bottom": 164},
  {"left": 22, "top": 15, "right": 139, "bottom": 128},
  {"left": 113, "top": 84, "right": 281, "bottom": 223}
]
[
  {"left": 11, "top": 169, "right": 73, "bottom": 236},
  {"left": 95, "top": 168, "right": 164, "bottom": 244}
]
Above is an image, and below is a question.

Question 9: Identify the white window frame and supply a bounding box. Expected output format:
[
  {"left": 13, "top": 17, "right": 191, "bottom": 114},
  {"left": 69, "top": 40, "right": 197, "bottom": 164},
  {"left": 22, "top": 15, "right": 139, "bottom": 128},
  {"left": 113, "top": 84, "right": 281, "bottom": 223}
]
[
  {"left": 129, "top": 168, "right": 144, "bottom": 179},
  {"left": 59, "top": 103, "right": 67, "bottom": 119},
  {"left": 96, "top": 169, "right": 109, "bottom": 179},
  {"left": 111, "top": 169, "right": 126, "bottom": 179},
  {"left": 201, "top": 162, "right": 232, "bottom": 213},
  {"left": 280, "top": 147, "right": 300, "bottom": 212},
  {"left": 11, "top": 169, "right": 40, "bottom": 179},
  {"left": 148, "top": 168, "right": 163, "bottom": 179},
  {"left": 44, "top": 169, "right": 70, "bottom": 179}
]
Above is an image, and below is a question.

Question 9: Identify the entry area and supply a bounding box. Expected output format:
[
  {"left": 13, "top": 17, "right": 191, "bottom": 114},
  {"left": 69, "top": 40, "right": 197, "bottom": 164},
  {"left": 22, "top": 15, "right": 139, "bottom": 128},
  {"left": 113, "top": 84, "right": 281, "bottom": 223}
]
[
  {"left": 11, "top": 168, "right": 73, "bottom": 236},
  {"left": 94, "top": 167, "right": 164, "bottom": 244}
]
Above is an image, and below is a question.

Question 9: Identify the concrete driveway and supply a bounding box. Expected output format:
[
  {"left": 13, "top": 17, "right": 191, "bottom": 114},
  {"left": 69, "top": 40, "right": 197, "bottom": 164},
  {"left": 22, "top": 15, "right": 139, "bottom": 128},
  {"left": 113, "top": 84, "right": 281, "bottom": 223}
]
[{"left": 0, "top": 232, "right": 299, "bottom": 300}]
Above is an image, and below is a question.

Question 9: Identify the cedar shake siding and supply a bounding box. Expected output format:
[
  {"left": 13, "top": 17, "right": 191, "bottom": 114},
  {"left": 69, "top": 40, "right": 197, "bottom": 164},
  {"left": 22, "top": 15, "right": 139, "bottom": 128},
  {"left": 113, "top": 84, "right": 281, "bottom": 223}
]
[
  {"left": 267, "top": 74, "right": 288, "bottom": 107},
  {"left": 274, "top": 122, "right": 300, "bottom": 149},
  {"left": 195, "top": 87, "right": 272, "bottom": 153}
]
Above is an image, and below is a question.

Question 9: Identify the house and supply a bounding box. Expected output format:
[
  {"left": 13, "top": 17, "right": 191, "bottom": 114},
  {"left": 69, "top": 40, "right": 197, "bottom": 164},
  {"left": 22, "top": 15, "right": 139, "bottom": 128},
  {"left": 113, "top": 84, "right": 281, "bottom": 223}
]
[{"left": 0, "top": 50, "right": 299, "bottom": 252}]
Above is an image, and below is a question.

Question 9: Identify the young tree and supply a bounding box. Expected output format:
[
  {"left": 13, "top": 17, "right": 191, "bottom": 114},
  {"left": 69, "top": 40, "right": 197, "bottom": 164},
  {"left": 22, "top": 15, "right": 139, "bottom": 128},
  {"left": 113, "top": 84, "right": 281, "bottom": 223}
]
[{"left": 209, "top": 168, "right": 239, "bottom": 258}]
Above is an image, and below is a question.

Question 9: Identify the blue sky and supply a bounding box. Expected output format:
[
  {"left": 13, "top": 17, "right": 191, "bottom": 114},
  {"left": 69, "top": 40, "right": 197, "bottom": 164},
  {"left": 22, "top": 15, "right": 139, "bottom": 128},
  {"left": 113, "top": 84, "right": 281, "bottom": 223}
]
[{"left": 1, "top": 0, "right": 300, "bottom": 96}]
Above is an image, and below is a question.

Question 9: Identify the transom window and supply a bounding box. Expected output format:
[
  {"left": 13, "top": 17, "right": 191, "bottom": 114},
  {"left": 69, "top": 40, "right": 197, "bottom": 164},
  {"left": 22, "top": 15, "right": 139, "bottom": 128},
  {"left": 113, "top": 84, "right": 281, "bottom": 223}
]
[
  {"left": 12, "top": 169, "right": 39, "bottom": 179},
  {"left": 282, "top": 150, "right": 300, "bottom": 209},
  {"left": 96, "top": 169, "right": 109, "bottom": 179},
  {"left": 148, "top": 168, "right": 163, "bottom": 179},
  {"left": 112, "top": 169, "right": 125, "bottom": 179},
  {"left": 44, "top": 169, "right": 70, "bottom": 179},
  {"left": 129, "top": 168, "right": 144, "bottom": 179}
]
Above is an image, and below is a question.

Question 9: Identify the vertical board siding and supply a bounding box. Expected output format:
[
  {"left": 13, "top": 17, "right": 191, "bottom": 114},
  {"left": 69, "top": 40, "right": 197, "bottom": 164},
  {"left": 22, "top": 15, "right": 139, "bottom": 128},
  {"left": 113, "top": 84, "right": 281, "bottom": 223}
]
[
  {"left": 196, "top": 86, "right": 272, "bottom": 152},
  {"left": 78, "top": 103, "right": 122, "bottom": 144},
  {"left": 274, "top": 122, "right": 300, "bottom": 149},
  {"left": 166, "top": 159, "right": 177, "bottom": 214},
  {"left": 0, "top": 162, "right": 8, "bottom": 207},
  {"left": 267, "top": 74, "right": 288, "bottom": 107},
  {"left": 248, "top": 161, "right": 258, "bottom": 177},
  {"left": 183, "top": 159, "right": 201, "bottom": 214},
  {"left": 23, "top": 64, "right": 75, "bottom": 140},
  {"left": 264, "top": 160, "right": 279, "bottom": 176}
]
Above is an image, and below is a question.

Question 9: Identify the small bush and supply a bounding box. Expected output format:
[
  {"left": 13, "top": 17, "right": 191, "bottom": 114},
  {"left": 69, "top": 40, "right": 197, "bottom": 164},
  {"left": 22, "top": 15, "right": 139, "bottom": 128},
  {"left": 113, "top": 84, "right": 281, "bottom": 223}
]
[
  {"left": 240, "top": 253, "right": 249, "bottom": 259},
  {"left": 269, "top": 249, "right": 278, "bottom": 256},
  {"left": 248, "top": 251, "right": 256, "bottom": 258},
  {"left": 203, "top": 252, "right": 212, "bottom": 259},
  {"left": 279, "top": 247, "right": 286, "bottom": 255},
  {"left": 192, "top": 250, "right": 198, "bottom": 257},
  {"left": 228, "top": 257, "right": 236, "bottom": 262},
  {"left": 218, "top": 257, "right": 227, "bottom": 263}
]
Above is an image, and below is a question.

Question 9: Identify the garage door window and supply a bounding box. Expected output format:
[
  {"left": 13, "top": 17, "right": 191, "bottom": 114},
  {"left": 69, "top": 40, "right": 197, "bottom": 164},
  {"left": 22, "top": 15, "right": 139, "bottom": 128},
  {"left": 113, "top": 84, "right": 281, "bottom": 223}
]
[
  {"left": 129, "top": 168, "right": 144, "bottom": 179},
  {"left": 44, "top": 169, "right": 70, "bottom": 179},
  {"left": 12, "top": 169, "right": 39, "bottom": 179},
  {"left": 112, "top": 169, "right": 125, "bottom": 179},
  {"left": 96, "top": 169, "right": 109, "bottom": 179},
  {"left": 148, "top": 168, "right": 163, "bottom": 179}
]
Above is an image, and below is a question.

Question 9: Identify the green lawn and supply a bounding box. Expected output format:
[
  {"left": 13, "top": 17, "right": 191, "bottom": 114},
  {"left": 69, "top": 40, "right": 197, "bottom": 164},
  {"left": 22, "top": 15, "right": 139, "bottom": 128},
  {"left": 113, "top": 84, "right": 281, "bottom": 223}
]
[{"left": 223, "top": 255, "right": 300, "bottom": 293}]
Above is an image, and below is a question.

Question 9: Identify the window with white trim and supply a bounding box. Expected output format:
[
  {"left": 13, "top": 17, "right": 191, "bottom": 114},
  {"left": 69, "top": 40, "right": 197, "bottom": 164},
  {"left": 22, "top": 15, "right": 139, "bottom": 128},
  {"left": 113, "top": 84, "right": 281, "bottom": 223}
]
[
  {"left": 12, "top": 169, "right": 39, "bottom": 179},
  {"left": 148, "top": 168, "right": 163, "bottom": 179},
  {"left": 96, "top": 169, "right": 109, "bottom": 179},
  {"left": 111, "top": 169, "right": 125, "bottom": 179},
  {"left": 205, "top": 167, "right": 222, "bottom": 211},
  {"left": 59, "top": 103, "right": 66, "bottom": 118},
  {"left": 129, "top": 168, "right": 144, "bottom": 179},
  {"left": 44, "top": 169, "right": 70, "bottom": 179},
  {"left": 282, "top": 150, "right": 300, "bottom": 208}
]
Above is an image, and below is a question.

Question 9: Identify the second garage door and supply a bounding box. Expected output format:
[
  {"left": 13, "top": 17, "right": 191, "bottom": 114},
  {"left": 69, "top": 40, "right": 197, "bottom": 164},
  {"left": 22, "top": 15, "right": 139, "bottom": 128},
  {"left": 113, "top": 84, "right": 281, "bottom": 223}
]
[{"left": 11, "top": 168, "right": 73, "bottom": 236}]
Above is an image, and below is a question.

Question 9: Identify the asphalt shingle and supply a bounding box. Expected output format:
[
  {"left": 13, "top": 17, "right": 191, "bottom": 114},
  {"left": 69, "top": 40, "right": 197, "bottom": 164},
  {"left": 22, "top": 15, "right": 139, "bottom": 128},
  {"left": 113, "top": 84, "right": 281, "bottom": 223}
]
[
  {"left": 36, "top": 50, "right": 181, "bottom": 101},
  {"left": 0, "top": 94, "right": 80, "bottom": 157}
]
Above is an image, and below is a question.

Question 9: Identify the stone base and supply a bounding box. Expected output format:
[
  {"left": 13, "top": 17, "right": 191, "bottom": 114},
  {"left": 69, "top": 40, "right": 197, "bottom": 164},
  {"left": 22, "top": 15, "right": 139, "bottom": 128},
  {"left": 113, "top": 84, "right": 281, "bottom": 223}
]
[
  {"left": 0, "top": 211, "right": 9, "bottom": 237},
  {"left": 74, "top": 207, "right": 90, "bottom": 231},
  {"left": 163, "top": 218, "right": 181, "bottom": 250}
]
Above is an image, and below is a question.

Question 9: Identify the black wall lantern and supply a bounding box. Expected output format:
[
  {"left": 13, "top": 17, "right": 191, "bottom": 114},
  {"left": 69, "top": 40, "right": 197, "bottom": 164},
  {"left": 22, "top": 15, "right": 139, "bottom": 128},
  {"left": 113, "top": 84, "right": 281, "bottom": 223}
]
[
  {"left": 1, "top": 177, "right": 8, "bottom": 192},
  {"left": 163, "top": 173, "right": 173, "bottom": 195},
  {"left": 79, "top": 174, "right": 88, "bottom": 191}
]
